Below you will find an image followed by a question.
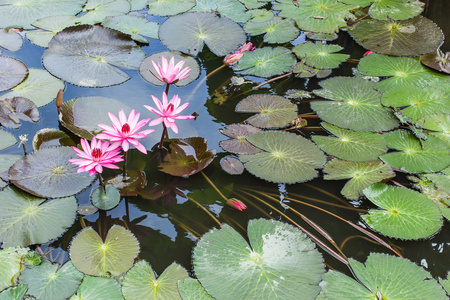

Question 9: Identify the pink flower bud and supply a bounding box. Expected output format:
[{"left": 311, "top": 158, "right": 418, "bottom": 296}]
[
  {"left": 226, "top": 198, "right": 247, "bottom": 211},
  {"left": 363, "top": 51, "right": 372, "bottom": 56},
  {"left": 223, "top": 52, "right": 244, "bottom": 66}
]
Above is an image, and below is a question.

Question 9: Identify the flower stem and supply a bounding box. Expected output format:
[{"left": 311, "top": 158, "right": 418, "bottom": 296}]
[
  {"left": 165, "top": 83, "right": 170, "bottom": 95},
  {"left": 200, "top": 171, "right": 228, "bottom": 202},
  {"left": 123, "top": 151, "right": 128, "bottom": 180},
  {"left": 158, "top": 123, "right": 167, "bottom": 149},
  {"left": 97, "top": 173, "right": 105, "bottom": 191}
]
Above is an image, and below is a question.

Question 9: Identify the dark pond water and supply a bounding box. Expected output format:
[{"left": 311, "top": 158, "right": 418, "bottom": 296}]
[{"left": 1, "top": 1, "right": 450, "bottom": 279}]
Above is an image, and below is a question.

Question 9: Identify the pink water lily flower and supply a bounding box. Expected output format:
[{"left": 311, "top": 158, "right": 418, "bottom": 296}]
[
  {"left": 96, "top": 109, "right": 155, "bottom": 154},
  {"left": 151, "top": 56, "right": 191, "bottom": 84},
  {"left": 68, "top": 137, "right": 124, "bottom": 176},
  {"left": 144, "top": 92, "right": 195, "bottom": 134},
  {"left": 223, "top": 42, "right": 255, "bottom": 66}
]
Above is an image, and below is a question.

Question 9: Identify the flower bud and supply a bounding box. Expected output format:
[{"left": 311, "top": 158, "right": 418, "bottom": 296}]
[
  {"left": 363, "top": 51, "right": 372, "bottom": 56},
  {"left": 239, "top": 42, "right": 255, "bottom": 52},
  {"left": 223, "top": 52, "right": 244, "bottom": 66},
  {"left": 226, "top": 198, "right": 247, "bottom": 211}
]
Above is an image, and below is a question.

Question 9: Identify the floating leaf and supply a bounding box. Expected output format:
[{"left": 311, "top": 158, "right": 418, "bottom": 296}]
[
  {"left": 105, "top": 171, "right": 147, "bottom": 197},
  {"left": 0, "top": 97, "right": 39, "bottom": 129},
  {"left": 191, "top": 0, "right": 250, "bottom": 23},
  {"left": 43, "top": 25, "right": 145, "bottom": 87},
  {"left": 220, "top": 156, "right": 244, "bottom": 175},
  {"left": 147, "top": 0, "right": 196, "bottom": 16},
  {"left": 418, "top": 113, "right": 450, "bottom": 146},
  {"left": 70, "top": 275, "right": 124, "bottom": 300},
  {"left": 244, "top": 16, "right": 299, "bottom": 44},
  {"left": 362, "top": 183, "right": 443, "bottom": 239},
  {"left": 304, "top": 31, "right": 338, "bottom": 41},
  {"left": 319, "top": 253, "right": 447, "bottom": 299},
  {"left": 312, "top": 122, "right": 387, "bottom": 162},
  {"left": 77, "top": 205, "right": 98, "bottom": 216},
  {"left": 0, "top": 284, "right": 28, "bottom": 300},
  {"left": 0, "top": 247, "right": 28, "bottom": 292},
  {"left": 20, "top": 261, "right": 83, "bottom": 300},
  {"left": 194, "top": 219, "right": 324, "bottom": 299},
  {"left": 341, "top": 0, "right": 424, "bottom": 20},
  {"left": 349, "top": 16, "right": 444, "bottom": 56},
  {"left": 234, "top": 47, "right": 296, "bottom": 78},
  {"left": 130, "top": 0, "right": 148, "bottom": 11},
  {"left": 32, "top": 128, "right": 75, "bottom": 151},
  {"left": 0, "top": 130, "right": 17, "bottom": 151},
  {"left": 122, "top": 260, "right": 189, "bottom": 300},
  {"left": 91, "top": 186, "right": 121, "bottom": 211},
  {"left": 323, "top": 159, "right": 395, "bottom": 200},
  {"left": 248, "top": 9, "right": 274, "bottom": 22},
  {"left": 0, "top": 68, "right": 64, "bottom": 107},
  {"left": 102, "top": 14, "right": 159, "bottom": 44},
  {"left": 293, "top": 62, "right": 319, "bottom": 78},
  {"left": 139, "top": 51, "right": 200, "bottom": 87},
  {"left": 235, "top": 94, "right": 297, "bottom": 129},
  {"left": 293, "top": 42, "right": 349, "bottom": 69},
  {"left": 9, "top": 147, "right": 96, "bottom": 198},
  {"left": 0, "top": 186, "right": 77, "bottom": 247},
  {"left": 240, "top": 131, "right": 326, "bottom": 184},
  {"left": 0, "top": 57, "right": 28, "bottom": 93},
  {"left": 78, "top": 0, "right": 131, "bottom": 25},
  {"left": 0, "top": 29, "right": 23, "bottom": 51},
  {"left": 178, "top": 278, "right": 214, "bottom": 300},
  {"left": 311, "top": 77, "right": 399, "bottom": 132},
  {"left": 219, "top": 124, "right": 262, "bottom": 154},
  {"left": 26, "top": 16, "right": 79, "bottom": 48},
  {"left": 159, "top": 12, "right": 246, "bottom": 56},
  {"left": 380, "top": 130, "right": 450, "bottom": 173},
  {"left": 69, "top": 225, "right": 139, "bottom": 277},
  {"left": 420, "top": 49, "right": 450, "bottom": 74}
]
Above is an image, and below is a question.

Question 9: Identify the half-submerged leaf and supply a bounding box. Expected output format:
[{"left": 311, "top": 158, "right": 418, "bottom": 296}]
[
  {"left": 293, "top": 42, "right": 349, "bottom": 69},
  {"left": 193, "top": 219, "right": 324, "bottom": 299},
  {"left": 0, "top": 247, "right": 28, "bottom": 292},
  {"left": 219, "top": 124, "right": 262, "bottom": 154},
  {"left": 239, "top": 131, "right": 326, "bottom": 184},
  {"left": 244, "top": 16, "right": 299, "bottom": 44},
  {"left": 43, "top": 25, "right": 145, "bottom": 87},
  {"left": 362, "top": 183, "right": 443, "bottom": 239},
  {"left": 0, "top": 57, "right": 28, "bottom": 92},
  {"left": 70, "top": 276, "right": 124, "bottom": 300},
  {"left": 0, "top": 97, "right": 39, "bottom": 129},
  {"left": 178, "top": 278, "right": 214, "bottom": 300}
]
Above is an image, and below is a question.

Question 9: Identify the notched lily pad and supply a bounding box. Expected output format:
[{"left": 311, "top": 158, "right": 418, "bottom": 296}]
[
  {"left": 293, "top": 42, "right": 349, "bottom": 69},
  {"left": 244, "top": 16, "right": 299, "bottom": 44},
  {"left": 219, "top": 123, "right": 262, "bottom": 154},
  {"left": 0, "top": 97, "right": 39, "bottom": 129},
  {"left": 32, "top": 128, "right": 75, "bottom": 151},
  {"left": 91, "top": 185, "right": 121, "bottom": 210},
  {"left": 78, "top": 0, "right": 131, "bottom": 25},
  {"left": 102, "top": 14, "right": 159, "bottom": 44},
  {"left": 0, "top": 56, "right": 28, "bottom": 92},
  {"left": 147, "top": 0, "right": 196, "bottom": 16}
]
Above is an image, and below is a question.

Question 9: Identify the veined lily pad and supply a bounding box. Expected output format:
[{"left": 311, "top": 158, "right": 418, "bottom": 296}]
[
  {"left": 70, "top": 276, "right": 124, "bottom": 300},
  {"left": 0, "top": 130, "right": 17, "bottom": 151},
  {"left": 362, "top": 183, "right": 443, "bottom": 239},
  {"left": 219, "top": 124, "right": 262, "bottom": 154},
  {"left": 239, "top": 131, "right": 326, "bottom": 184},
  {"left": 340, "top": 0, "right": 424, "bottom": 20},
  {"left": 159, "top": 12, "right": 246, "bottom": 56},
  {"left": 420, "top": 49, "right": 450, "bottom": 74},
  {"left": 102, "top": 14, "right": 159, "bottom": 44},
  {"left": 319, "top": 253, "right": 447, "bottom": 299},
  {"left": 234, "top": 47, "right": 296, "bottom": 78},
  {"left": 0, "top": 247, "right": 28, "bottom": 292},
  {"left": 293, "top": 42, "right": 349, "bottom": 69},
  {"left": 26, "top": 16, "right": 79, "bottom": 48},
  {"left": 122, "top": 260, "right": 189, "bottom": 300},
  {"left": 43, "top": 25, "right": 145, "bottom": 88},
  {"left": 193, "top": 219, "right": 325, "bottom": 299},
  {"left": 0, "top": 0, "right": 85, "bottom": 29},
  {"left": 239, "top": 0, "right": 270, "bottom": 9},
  {"left": 235, "top": 94, "right": 298, "bottom": 129},
  {"left": 312, "top": 122, "right": 387, "bottom": 162},
  {"left": 191, "top": 0, "right": 250, "bottom": 23},
  {"left": 244, "top": 16, "right": 299, "bottom": 44},
  {"left": 0, "top": 29, "right": 23, "bottom": 51},
  {"left": 69, "top": 225, "right": 139, "bottom": 277},
  {"left": 0, "top": 284, "right": 28, "bottom": 300},
  {"left": 323, "top": 159, "right": 395, "bottom": 200},
  {"left": 220, "top": 156, "right": 244, "bottom": 175},
  {"left": 91, "top": 186, "right": 121, "bottom": 211},
  {"left": 304, "top": 31, "right": 338, "bottom": 41},
  {"left": 9, "top": 146, "right": 96, "bottom": 198},
  {"left": 32, "top": 128, "right": 75, "bottom": 150},
  {"left": 418, "top": 113, "right": 450, "bottom": 146},
  {"left": 178, "top": 278, "right": 214, "bottom": 300},
  {"left": 380, "top": 130, "right": 450, "bottom": 173},
  {"left": 0, "top": 68, "right": 64, "bottom": 107},
  {"left": 248, "top": 9, "right": 274, "bottom": 22},
  {"left": 0, "top": 97, "right": 39, "bottom": 129},
  {"left": 349, "top": 16, "right": 444, "bottom": 56},
  {"left": 78, "top": 0, "right": 131, "bottom": 25},
  {"left": 147, "top": 0, "right": 196, "bottom": 16},
  {"left": 0, "top": 57, "right": 28, "bottom": 93},
  {"left": 0, "top": 186, "right": 77, "bottom": 247},
  {"left": 20, "top": 261, "right": 84, "bottom": 300},
  {"left": 311, "top": 77, "right": 399, "bottom": 132}
]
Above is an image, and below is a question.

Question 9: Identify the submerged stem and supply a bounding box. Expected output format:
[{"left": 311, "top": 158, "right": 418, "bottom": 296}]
[
  {"left": 123, "top": 151, "right": 128, "bottom": 180},
  {"left": 200, "top": 171, "right": 228, "bottom": 202},
  {"left": 188, "top": 196, "right": 222, "bottom": 227},
  {"left": 158, "top": 123, "right": 167, "bottom": 149}
]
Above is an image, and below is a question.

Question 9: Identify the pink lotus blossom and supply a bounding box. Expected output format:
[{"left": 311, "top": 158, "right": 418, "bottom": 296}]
[
  {"left": 151, "top": 56, "right": 191, "bottom": 84},
  {"left": 96, "top": 109, "right": 155, "bottom": 154},
  {"left": 144, "top": 92, "right": 195, "bottom": 134},
  {"left": 226, "top": 198, "right": 247, "bottom": 211},
  {"left": 68, "top": 137, "right": 124, "bottom": 176},
  {"left": 223, "top": 42, "right": 255, "bottom": 66}
]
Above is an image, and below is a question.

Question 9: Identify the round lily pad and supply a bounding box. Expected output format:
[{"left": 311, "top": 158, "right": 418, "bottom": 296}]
[
  {"left": 418, "top": 113, "right": 450, "bottom": 146},
  {"left": 70, "top": 275, "right": 124, "bottom": 300},
  {"left": 248, "top": 9, "right": 274, "bottom": 22},
  {"left": 341, "top": 0, "right": 424, "bottom": 20},
  {"left": 0, "top": 29, "right": 23, "bottom": 51},
  {"left": 220, "top": 156, "right": 244, "bottom": 175},
  {"left": 26, "top": 16, "right": 79, "bottom": 48},
  {"left": 244, "top": 16, "right": 299, "bottom": 44},
  {"left": 191, "top": 0, "right": 250, "bottom": 23},
  {"left": 0, "top": 57, "right": 28, "bottom": 93},
  {"left": 0, "top": 129, "right": 17, "bottom": 151},
  {"left": 77, "top": 205, "right": 98, "bottom": 216},
  {"left": 293, "top": 42, "right": 349, "bottom": 69},
  {"left": 102, "top": 14, "right": 159, "bottom": 44},
  {"left": 78, "top": 0, "right": 131, "bottom": 25},
  {"left": 193, "top": 219, "right": 325, "bottom": 299},
  {"left": 178, "top": 278, "right": 214, "bottom": 300},
  {"left": 91, "top": 186, "right": 121, "bottom": 211},
  {"left": 219, "top": 124, "right": 262, "bottom": 155},
  {"left": 147, "top": 0, "right": 196, "bottom": 16}
]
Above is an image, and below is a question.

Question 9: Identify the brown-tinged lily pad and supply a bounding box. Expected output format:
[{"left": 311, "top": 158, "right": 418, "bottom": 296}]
[
  {"left": 32, "top": 128, "right": 75, "bottom": 151},
  {"left": 0, "top": 56, "right": 28, "bottom": 92},
  {"left": 420, "top": 49, "right": 450, "bottom": 74},
  {"left": 105, "top": 170, "right": 146, "bottom": 197},
  {"left": 219, "top": 124, "right": 262, "bottom": 154},
  {"left": 0, "top": 97, "right": 39, "bottom": 129},
  {"left": 220, "top": 156, "right": 244, "bottom": 175}
]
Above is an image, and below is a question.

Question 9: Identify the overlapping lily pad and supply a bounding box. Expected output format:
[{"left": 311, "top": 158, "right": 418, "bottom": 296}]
[
  {"left": 26, "top": 16, "right": 79, "bottom": 48},
  {"left": 248, "top": 9, "right": 274, "bottom": 22},
  {"left": 0, "top": 247, "right": 28, "bottom": 292},
  {"left": 420, "top": 49, "right": 450, "bottom": 74},
  {"left": 239, "top": 131, "right": 326, "bottom": 184},
  {"left": 293, "top": 42, "right": 349, "bottom": 69},
  {"left": 235, "top": 94, "right": 298, "bottom": 129},
  {"left": 234, "top": 47, "right": 296, "bottom": 78},
  {"left": 0, "top": 284, "right": 28, "bottom": 300},
  {"left": 362, "top": 183, "right": 443, "bottom": 239},
  {"left": 0, "top": 130, "right": 17, "bottom": 151},
  {"left": 159, "top": 12, "right": 246, "bottom": 56},
  {"left": 9, "top": 147, "right": 96, "bottom": 198},
  {"left": 178, "top": 278, "right": 214, "bottom": 300},
  {"left": 418, "top": 113, "right": 450, "bottom": 146},
  {"left": 311, "top": 77, "right": 399, "bottom": 132},
  {"left": 0, "top": 29, "right": 23, "bottom": 52},
  {"left": 0, "top": 186, "right": 77, "bottom": 247},
  {"left": 147, "top": 0, "right": 196, "bottom": 16},
  {"left": 340, "top": 0, "right": 424, "bottom": 20},
  {"left": 0, "top": 97, "right": 39, "bottom": 129},
  {"left": 0, "top": 56, "right": 28, "bottom": 93},
  {"left": 91, "top": 186, "right": 121, "bottom": 211},
  {"left": 219, "top": 124, "right": 262, "bottom": 154},
  {"left": 102, "top": 14, "right": 159, "bottom": 44},
  {"left": 193, "top": 219, "right": 324, "bottom": 299},
  {"left": 32, "top": 128, "right": 75, "bottom": 150},
  {"left": 43, "top": 25, "right": 145, "bottom": 87},
  {"left": 244, "top": 16, "right": 299, "bottom": 44},
  {"left": 78, "top": 0, "right": 131, "bottom": 25},
  {"left": 191, "top": 0, "right": 250, "bottom": 23},
  {"left": 70, "top": 275, "right": 124, "bottom": 300},
  {"left": 349, "top": 16, "right": 444, "bottom": 56}
]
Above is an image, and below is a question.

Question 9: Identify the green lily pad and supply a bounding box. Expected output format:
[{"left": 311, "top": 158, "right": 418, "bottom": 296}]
[
  {"left": 219, "top": 124, "right": 262, "bottom": 154},
  {"left": 130, "top": 0, "right": 149, "bottom": 10},
  {"left": 0, "top": 284, "right": 28, "bottom": 300},
  {"left": 43, "top": 25, "right": 145, "bottom": 87},
  {"left": 0, "top": 129, "right": 17, "bottom": 150},
  {"left": 349, "top": 16, "right": 444, "bottom": 56},
  {"left": 0, "top": 97, "right": 40, "bottom": 129},
  {"left": 0, "top": 29, "right": 23, "bottom": 52},
  {"left": 341, "top": 0, "right": 424, "bottom": 20},
  {"left": 248, "top": 9, "right": 274, "bottom": 22},
  {"left": 20, "top": 261, "right": 83, "bottom": 300},
  {"left": 0, "top": 155, "right": 21, "bottom": 174},
  {"left": 312, "top": 122, "right": 387, "bottom": 162},
  {"left": 91, "top": 186, "right": 121, "bottom": 211},
  {"left": 32, "top": 128, "right": 75, "bottom": 151},
  {"left": 273, "top": 0, "right": 357, "bottom": 34},
  {"left": 0, "top": 247, "right": 28, "bottom": 292},
  {"left": 239, "top": 131, "right": 326, "bottom": 184},
  {"left": 0, "top": 68, "right": 65, "bottom": 107},
  {"left": 147, "top": 0, "right": 196, "bottom": 16},
  {"left": 418, "top": 113, "right": 450, "bottom": 146},
  {"left": 235, "top": 94, "right": 298, "bottom": 129},
  {"left": 122, "top": 260, "right": 189, "bottom": 300},
  {"left": 381, "top": 85, "right": 450, "bottom": 122},
  {"left": 220, "top": 156, "right": 244, "bottom": 175},
  {"left": 323, "top": 159, "right": 395, "bottom": 200},
  {"left": 77, "top": 205, "right": 98, "bottom": 216},
  {"left": 177, "top": 278, "right": 214, "bottom": 300},
  {"left": 311, "top": 77, "right": 399, "bottom": 132},
  {"left": 193, "top": 219, "right": 325, "bottom": 299},
  {"left": 0, "top": 0, "right": 85, "bottom": 29},
  {"left": 362, "top": 183, "right": 443, "bottom": 239},
  {"left": 139, "top": 51, "right": 200, "bottom": 87},
  {"left": 78, "top": 0, "right": 131, "bottom": 25},
  {"left": 234, "top": 47, "right": 296, "bottom": 78},
  {"left": 191, "top": 0, "right": 250, "bottom": 23},
  {"left": 304, "top": 31, "right": 338, "bottom": 41},
  {"left": 69, "top": 225, "right": 139, "bottom": 277},
  {"left": 293, "top": 42, "right": 349, "bottom": 69},
  {"left": 0, "top": 57, "right": 28, "bottom": 93},
  {"left": 420, "top": 49, "right": 450, "bottom": 74},
  {"left": 0, "top": 186, "right": 77, "bottom": 247},
  {"left": 319, "top": 253, "right": 447, "bottom": 299},
  {"left": 439, "top": 272, "right": 450, "bottom": 296},
  {"left": 26, "top": 16, "right": 79, "bottom": 48},
  {"left": 159, "top": 12, "right": 246, "bottom": 56},
  {"left": 293, "top": 62, "right": 319, "bottom": 78},
  {"left": 380, "top": 130, "right": 450, "bottom": 173},
  {"left": 102, "top": 14, "right": 159, "bottom": 44},
  {"left": 244, "top": 16, "right": 299, "bottom": 44},
  {"left": 70, "top": 276, "right": 124, "bottom": 300}
]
